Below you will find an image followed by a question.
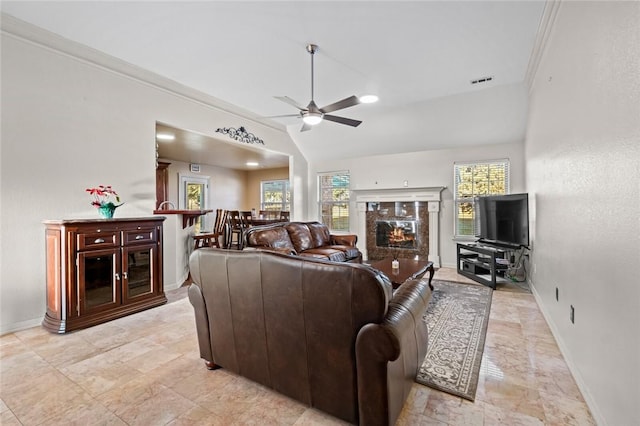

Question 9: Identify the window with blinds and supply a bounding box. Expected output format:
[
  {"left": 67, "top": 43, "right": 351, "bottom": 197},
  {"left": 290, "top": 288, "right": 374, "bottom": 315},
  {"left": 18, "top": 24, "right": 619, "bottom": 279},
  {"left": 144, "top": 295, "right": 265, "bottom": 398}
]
[
  {"left": 260, "top": 180, "right": 290, "bottom": 211},
  {"left": 318, "top": 171, "right": 350, "bottom": 231},
  {"left": 454, "top": 160, "right": 510, "bottom": 238}
]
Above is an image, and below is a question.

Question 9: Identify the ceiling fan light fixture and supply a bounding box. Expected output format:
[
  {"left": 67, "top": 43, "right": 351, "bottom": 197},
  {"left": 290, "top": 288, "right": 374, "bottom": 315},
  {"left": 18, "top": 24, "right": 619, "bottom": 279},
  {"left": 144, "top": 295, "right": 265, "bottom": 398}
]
[
  {"left": 359, "top": 95, "right": 379, "bottom": 104},
  {"left": 302, "top": 112, "right": 323, "bottom": 125}
]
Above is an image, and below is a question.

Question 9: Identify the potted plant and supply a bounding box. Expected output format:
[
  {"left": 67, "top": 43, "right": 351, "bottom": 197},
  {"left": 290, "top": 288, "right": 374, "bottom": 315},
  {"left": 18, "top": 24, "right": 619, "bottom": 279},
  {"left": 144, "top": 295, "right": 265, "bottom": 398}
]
[{"left": 86, "top": 185, "right": 123, "bottom": 218}]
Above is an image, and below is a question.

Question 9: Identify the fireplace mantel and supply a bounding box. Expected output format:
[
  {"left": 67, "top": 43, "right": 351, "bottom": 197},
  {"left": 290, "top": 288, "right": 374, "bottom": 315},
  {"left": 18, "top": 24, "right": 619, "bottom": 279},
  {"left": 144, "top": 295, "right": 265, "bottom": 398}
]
[
  {"left": 352, "top": 186, "right": 445, "bottom": 203},
  {"left": 353, "top": 186, "right": 445, "bottom": 266}
]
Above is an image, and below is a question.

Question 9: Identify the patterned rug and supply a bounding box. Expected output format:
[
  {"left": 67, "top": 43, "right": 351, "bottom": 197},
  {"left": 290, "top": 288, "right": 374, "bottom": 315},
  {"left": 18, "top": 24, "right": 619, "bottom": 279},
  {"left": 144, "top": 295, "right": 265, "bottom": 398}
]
[{"left": 416, "top": 280, "right": 493, "bottom": 401}]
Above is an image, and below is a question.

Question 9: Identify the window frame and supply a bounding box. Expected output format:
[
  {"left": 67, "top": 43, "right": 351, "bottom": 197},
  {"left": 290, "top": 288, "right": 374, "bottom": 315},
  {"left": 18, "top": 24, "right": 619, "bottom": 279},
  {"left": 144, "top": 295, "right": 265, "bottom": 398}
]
[
  {"left": 260, "top": 179, "right": 290, "bottom": 212},
  {"left": 453, "top": 159, "right": 510, "bottom": 239},
  {"left": 317, "top": 171, "right": 350, "bottom": 232}
]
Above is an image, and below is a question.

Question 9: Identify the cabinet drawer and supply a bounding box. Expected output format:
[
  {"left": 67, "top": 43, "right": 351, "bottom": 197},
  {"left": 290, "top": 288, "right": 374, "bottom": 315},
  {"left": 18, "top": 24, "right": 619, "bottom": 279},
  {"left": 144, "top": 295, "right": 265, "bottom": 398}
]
[
  {"left": 123, "top": 227, "right": 157, "bottom": 245},
  {"left": 77, "top": 231, "right": 120, "bottom": 250}
]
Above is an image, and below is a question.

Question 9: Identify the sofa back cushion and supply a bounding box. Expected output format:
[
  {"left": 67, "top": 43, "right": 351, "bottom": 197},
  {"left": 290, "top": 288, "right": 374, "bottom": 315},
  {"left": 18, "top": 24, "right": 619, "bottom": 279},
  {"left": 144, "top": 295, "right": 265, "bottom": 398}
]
[
  {"left": 307, "top": 222, "right": 331, "bottom": 247},
  {"left": 245, "top": 226, "right": 296, "bottom": 253},
  {"left": 285, "top": 222, "right": 314, "bottom": 252}
]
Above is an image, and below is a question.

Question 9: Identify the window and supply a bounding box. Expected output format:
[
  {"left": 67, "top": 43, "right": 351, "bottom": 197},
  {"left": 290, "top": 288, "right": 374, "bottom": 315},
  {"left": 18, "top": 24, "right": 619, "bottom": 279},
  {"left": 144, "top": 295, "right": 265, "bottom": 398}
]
[
  {"left": 260, "top": 180, "right": 290, "bottom": 211},
  {"left": 454, "top": 160, "right": 510, "bottom": 238},
  {"left": 318, "top": 171, "right": 350, "bottom": 231}
]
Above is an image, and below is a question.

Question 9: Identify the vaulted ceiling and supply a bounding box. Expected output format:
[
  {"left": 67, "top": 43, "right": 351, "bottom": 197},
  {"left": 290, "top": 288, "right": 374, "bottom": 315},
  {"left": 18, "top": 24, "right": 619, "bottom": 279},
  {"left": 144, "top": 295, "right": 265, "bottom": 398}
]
[{"left": 1, "top": 1, "right": 545, "bottom": 164}]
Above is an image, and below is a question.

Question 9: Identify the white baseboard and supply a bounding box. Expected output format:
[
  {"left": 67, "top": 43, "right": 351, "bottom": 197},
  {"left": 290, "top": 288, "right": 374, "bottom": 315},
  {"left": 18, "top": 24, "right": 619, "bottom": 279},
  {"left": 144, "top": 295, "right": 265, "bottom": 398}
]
[
  {"left": 529, "top": 283, "right": 606, "bottom": 426},
  {"left": 1, "top": 317, "right": 43, "bottom": 336}
]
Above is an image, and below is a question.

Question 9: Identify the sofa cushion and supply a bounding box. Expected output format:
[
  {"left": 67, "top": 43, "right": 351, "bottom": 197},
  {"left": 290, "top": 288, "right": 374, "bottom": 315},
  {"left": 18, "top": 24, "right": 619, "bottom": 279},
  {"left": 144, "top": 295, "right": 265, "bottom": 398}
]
[
  {"left": 246, "top": 226, "right": 296, "bottom": 253},
  {"left": 307, "top": 222, "right": 331, "bottom": 247},
  {"left": 285, "top": 223, "right": 314, "bottom": 252},
  {"left": 298, "top": 252, "right": 333, "bottom": 260},
  {"left": 301, "top": 248, "right": 347, "bottom": 262},
  {"left": 327, "top": 245, "right": 361, "bottom": 260}
]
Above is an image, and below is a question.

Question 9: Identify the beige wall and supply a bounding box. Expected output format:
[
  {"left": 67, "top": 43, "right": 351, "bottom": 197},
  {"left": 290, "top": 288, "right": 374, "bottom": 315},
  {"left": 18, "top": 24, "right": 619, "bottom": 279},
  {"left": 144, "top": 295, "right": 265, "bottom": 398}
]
[
  {"left": 161, "top": 160, "right": 290, "bottom": 218},
  {"left": 310, "top": 142, "right": 526, "bottom": 268},
  {"left": 0, "top": 18, "right": 308, "bottom": 333},
  {"left": 245, "top": 167, "right": 290, "bottom": 214},
  {"left": 525, "top": 2, "right": 639, "bottom": 425}
]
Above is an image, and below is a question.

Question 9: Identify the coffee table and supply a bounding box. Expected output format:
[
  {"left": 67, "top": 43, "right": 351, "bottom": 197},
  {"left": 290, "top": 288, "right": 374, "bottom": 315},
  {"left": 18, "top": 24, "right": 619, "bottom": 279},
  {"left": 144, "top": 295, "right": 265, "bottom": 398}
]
[{"left": 369, "top": 257, "right": 435, "bottom": 291}]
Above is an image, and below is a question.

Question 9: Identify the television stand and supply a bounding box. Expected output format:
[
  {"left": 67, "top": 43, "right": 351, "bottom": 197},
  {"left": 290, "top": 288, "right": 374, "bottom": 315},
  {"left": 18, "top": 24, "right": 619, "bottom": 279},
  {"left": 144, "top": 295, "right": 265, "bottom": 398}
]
[{"left": 457, "top": 242, "right": 508, "bottom": 289}]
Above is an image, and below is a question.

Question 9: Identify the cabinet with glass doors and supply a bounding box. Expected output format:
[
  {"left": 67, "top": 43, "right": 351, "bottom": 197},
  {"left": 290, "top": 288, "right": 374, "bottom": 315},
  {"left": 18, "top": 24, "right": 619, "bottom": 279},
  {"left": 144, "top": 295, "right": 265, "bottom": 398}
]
[{"left": 43, "top": 217, "right": 166, "bottom": 333}]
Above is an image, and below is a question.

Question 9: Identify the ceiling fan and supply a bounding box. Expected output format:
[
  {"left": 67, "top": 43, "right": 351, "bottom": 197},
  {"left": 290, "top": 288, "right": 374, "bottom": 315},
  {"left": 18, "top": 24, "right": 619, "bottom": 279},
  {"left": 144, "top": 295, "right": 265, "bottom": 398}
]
[{"left": 273, "top": 44, "right": 362, "bottom": 132}]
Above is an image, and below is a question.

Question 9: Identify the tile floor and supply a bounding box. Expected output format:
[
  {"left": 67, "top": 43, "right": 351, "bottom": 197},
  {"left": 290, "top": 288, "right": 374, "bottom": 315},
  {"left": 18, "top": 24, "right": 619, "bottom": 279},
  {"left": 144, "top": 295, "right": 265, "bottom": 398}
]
[{"left": 0, "top": 268, "right": 595, "bottom": 425}]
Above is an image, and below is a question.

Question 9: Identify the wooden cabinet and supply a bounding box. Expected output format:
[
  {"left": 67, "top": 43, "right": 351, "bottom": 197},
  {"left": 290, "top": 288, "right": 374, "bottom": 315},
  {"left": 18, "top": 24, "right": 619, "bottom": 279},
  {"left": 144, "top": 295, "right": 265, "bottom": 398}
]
[{"left": 43, "top": 217, "right": 166, "bottom": 333}]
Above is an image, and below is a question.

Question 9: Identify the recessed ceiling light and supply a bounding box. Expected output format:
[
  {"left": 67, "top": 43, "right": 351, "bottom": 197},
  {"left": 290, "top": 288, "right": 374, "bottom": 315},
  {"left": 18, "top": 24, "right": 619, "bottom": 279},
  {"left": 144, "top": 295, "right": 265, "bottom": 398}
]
[
  {"left": 156, "top": 133, "right": 175, "bottom": 141},
  {"left": 359, "top": 95, "right": 379, "bottom": 104},
  {"left": 246, "top": 162, "right": 259, "bottom": 167}
]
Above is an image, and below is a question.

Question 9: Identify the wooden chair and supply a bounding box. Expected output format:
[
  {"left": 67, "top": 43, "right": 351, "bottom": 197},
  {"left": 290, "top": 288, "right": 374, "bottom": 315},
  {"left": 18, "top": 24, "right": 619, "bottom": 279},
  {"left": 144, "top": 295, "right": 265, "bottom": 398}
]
[
  {"left": 193, "top": 209, "right": 228, "bottom": 250},
  {"left": 226, "top": 210, "right": 244, "bottom": 250},
  {"left": 240, "top": 211, "right": 253, "bottom": 228}
]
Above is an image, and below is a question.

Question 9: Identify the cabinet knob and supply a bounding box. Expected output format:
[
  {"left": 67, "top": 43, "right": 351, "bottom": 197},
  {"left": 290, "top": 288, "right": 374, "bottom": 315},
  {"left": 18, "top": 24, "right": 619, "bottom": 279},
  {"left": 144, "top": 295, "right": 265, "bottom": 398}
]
[
  {"left": 135, "top": 235, "right": 144, "bottom": 240},
  {"left": 115, "top": 273, "right": 120, "bottom": 281},
  {"left": 123, "top": 272, "right": 128, "bottom": 280},
  {"left": 94, "top": 238, "right": 105, "bottom": 244}
]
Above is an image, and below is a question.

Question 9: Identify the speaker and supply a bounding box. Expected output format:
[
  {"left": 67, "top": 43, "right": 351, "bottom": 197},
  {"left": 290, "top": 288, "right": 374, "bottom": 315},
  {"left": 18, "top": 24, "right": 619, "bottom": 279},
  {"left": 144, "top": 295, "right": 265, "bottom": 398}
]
[{"left": 462, "top": 261, "right": 487, "bottom": 274}]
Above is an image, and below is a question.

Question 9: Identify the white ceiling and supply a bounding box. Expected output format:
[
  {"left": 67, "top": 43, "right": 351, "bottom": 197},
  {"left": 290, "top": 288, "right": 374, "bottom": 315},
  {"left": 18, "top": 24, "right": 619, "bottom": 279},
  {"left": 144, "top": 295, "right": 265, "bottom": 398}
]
[{"left": 1, "top": 1, "right": 545, "bottom": 164}]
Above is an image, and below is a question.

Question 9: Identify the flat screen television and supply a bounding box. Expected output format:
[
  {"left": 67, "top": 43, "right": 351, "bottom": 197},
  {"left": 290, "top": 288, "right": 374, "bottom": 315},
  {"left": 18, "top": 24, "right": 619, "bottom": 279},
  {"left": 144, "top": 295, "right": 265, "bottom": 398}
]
[{"left": 475, "top": 193, "right": 529, "bottom": 248}]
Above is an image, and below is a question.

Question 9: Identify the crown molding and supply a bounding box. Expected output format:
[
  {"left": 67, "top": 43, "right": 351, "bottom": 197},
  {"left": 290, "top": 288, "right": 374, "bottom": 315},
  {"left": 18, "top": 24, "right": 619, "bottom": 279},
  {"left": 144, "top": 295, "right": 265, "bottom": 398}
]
[
  {"left": 524, "top": 0, "right": 562, "bottom": 92},
  {"left": 0, "top": 13, "right": 286, "bottom": 133}
]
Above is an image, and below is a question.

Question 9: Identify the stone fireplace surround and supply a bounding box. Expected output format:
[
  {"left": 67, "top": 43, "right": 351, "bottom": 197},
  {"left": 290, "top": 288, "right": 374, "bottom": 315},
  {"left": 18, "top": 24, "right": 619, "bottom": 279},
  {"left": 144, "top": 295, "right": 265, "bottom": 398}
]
[
  {"left": 353, "top": 187, "right": 445, "bottom": 267},
  {"left": 368, "top": 204, "right": 427, "bottom": 260}
]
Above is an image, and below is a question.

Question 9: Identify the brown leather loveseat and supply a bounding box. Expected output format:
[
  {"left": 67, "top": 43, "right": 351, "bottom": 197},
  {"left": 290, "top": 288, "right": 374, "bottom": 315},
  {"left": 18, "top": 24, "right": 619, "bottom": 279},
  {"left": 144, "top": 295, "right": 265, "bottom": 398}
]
[
  {"left": 188, "top": 248, "right": 431, "bottom": 425},
  {"left": 244, "top": 221, "right": 362, "bottom": 263}
]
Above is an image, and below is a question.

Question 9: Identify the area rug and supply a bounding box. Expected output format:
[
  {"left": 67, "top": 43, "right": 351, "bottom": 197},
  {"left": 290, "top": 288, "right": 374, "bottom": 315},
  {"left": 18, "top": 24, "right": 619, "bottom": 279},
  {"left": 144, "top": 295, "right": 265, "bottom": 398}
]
[{"left": 416, "top": 280, "right": 493, "bottom": 401}]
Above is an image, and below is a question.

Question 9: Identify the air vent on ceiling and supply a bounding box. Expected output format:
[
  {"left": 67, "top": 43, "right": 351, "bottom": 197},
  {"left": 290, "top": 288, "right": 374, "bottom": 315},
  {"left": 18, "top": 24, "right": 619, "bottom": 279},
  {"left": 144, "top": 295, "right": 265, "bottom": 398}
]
[{"left": 471, "top": 76, "right": 493, "bottom": 85}]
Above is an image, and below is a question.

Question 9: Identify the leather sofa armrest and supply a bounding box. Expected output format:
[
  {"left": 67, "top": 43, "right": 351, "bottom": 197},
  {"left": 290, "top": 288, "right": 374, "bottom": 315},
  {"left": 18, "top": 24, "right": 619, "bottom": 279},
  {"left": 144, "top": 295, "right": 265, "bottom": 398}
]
[
  {"left": 188, "top": 283, "right": 213, "bottom": 364},
  {"left": 330, "top": 233, "right": 358, "bottom": 247},
  {"left": 355, "top": 279, "right": 431, "bottom": 426}
]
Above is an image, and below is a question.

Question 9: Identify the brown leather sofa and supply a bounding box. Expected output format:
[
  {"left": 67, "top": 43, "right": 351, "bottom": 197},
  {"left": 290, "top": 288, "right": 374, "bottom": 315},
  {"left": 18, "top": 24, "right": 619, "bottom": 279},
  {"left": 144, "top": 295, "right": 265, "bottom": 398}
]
[
  {"left": 188, "top": 248, "right": 431, "bottom": 425},
  {"left": 244, "top": 221, "right": 362, "bottom": 263}
]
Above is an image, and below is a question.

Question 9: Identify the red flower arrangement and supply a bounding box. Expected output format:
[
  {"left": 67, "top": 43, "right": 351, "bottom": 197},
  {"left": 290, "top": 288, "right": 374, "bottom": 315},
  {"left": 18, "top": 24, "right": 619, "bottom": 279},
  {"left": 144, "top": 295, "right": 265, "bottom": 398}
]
[{"left": 86, "top": 185, "right": 121, "bottom": 208}]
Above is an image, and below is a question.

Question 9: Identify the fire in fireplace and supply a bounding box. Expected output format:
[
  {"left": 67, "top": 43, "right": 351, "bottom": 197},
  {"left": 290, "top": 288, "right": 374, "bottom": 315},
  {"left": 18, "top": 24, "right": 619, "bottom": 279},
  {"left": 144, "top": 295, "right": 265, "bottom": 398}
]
[{"left": 375, "top": 220, "right": 418, "bottom": 249}]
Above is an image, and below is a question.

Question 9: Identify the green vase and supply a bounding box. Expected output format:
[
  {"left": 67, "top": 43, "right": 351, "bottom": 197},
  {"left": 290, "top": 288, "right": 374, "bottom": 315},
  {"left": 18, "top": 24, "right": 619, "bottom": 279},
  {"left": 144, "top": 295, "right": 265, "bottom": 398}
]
[{"left": 98, "top": 203, "right": 121, "bottom": 219}]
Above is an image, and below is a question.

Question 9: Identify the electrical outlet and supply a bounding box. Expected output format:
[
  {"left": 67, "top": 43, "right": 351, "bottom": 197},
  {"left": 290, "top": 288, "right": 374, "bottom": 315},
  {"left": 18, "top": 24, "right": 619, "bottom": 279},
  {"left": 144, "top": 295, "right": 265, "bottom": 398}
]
[
  {"left": 570, "top": 305, "right": 575, "bottom": 324},
  {"left": 555, "top": 287, "right": 559, "bottom": 301}
]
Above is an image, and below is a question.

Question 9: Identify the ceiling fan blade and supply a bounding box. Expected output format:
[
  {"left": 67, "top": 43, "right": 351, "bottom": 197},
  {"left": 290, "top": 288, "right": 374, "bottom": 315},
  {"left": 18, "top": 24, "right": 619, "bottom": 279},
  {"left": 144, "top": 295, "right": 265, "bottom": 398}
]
[
  {"left": 274, "top": 96, "right": 306, "bottom": 110},
  {"left": 300, "top": 122, "right": 312, "bottom": 132},
  {"left": 265, "top": 114, "right": 300, "bottom": 118},
  {"left": 323, "top": 114, "right": 362, "bottom": 127},
  {"left": 319, "top": 95, "right": 360, "bottom": 114}
]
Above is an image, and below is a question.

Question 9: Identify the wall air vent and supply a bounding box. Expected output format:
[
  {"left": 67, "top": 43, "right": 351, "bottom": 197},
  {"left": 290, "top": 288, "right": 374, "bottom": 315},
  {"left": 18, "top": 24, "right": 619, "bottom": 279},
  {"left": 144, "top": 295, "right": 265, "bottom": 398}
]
[{"left": 471, "top": 76, "right": 494, "bottom": 85}]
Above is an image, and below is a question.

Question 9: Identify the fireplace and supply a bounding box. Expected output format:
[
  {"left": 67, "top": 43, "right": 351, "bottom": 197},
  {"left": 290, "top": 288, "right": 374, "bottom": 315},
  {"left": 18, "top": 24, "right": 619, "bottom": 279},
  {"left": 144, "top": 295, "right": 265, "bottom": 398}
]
[
  {"left": 375, "top": 220, "right": 418, "bottom": 249},
  {"left": 352, "top": 187, "right": 444, "bottom": 266},
  {"left": 365, "top": 202, "right": 426, "bottom": 259}
]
